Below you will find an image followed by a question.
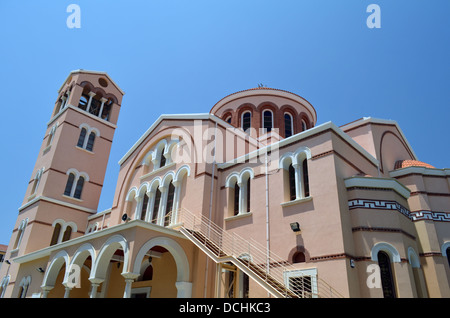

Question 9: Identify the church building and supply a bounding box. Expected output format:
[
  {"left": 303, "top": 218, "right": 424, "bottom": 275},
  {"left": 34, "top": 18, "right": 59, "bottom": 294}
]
[{"left": 0, "top": 70, "right": 449, "bottom": 298}]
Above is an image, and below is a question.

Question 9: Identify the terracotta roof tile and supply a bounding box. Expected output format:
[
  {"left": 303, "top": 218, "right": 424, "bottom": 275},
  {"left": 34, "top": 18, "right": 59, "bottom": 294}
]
[{"left": 394, "top": 160, "right": 435, "bottom": 170}]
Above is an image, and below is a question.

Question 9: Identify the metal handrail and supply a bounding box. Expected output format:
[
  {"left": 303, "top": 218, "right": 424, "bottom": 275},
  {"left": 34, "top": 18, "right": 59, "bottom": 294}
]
[{"left": 177, "top": 208, "right": 343, "bottom": 298}]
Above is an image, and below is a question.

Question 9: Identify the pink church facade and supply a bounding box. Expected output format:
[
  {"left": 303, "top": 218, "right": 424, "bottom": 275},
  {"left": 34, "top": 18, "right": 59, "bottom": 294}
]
[{"left": 0, "top": 70, "right": 449, "bottom": 298}]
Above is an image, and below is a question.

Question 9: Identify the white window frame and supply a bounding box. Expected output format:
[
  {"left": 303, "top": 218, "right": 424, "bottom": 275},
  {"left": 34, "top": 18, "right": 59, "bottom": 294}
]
[{"left": 284, "top": 268, "right": 318, "bottom": 298}]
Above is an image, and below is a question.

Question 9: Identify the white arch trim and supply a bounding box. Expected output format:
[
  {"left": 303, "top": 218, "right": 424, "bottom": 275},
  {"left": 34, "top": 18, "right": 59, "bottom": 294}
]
[
  {"left": 90, "top": 234, "right": 130, "bottom": 280},
  {"left": 371, "top": 242, "right": 401, "bottom": 263},
  {"left": 407, "top": 247, "right": 420, "bottom": 268},
  {"left": 132, "top": 236, "right": 190, "bottom": 283},
  {"left": 441, "top": 241, "right": 450, "bottom": 257},
  {"left": 42, "top": 250, "right": 70, "bottom": 288}
]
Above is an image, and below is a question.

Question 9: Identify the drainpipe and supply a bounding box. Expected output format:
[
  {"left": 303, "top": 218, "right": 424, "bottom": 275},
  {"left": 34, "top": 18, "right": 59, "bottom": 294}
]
[{"left": 204, "top": 121, "right": 218, "bottom": 298}]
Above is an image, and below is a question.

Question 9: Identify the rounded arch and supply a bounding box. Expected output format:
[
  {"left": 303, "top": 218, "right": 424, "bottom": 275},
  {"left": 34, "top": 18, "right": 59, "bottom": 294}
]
[
  {"left": 161, "top": 170, "right": 176, "bottom": 188},
  {"left": 239, "top": 167, "right": 254, "bottom": 183},
  {"left": 279, "top": 152, "right": 294, "bottom": 170},
  {"left": 91, "top": 235, "right": 130, "bottom": 280},
  {"left": 407, "top": 247, "right": 420, "bottom": 268},
  {"left": 441, "top": 241, "right": 450, "bottom": 257},
  {"left": 293, "top": 146, "right": 312, "bottom": 164},
  {"left": 66, "top": 243, "right": 96, "bottom": 284},
  {"left": 371, "top": 242, "right": 401, "bottom": 263},
  {"left": 42, "top": 250, "right": 70, "bottom": 288},
  {"left": 132, "top": 236, "right": 190, "bottom": 282},
  {"left": 148, "top": 177, "right": 162, "bottom": 192},
  {"left": 125, "top": 187, "right": 138, "bottom": 202},
  {"left": 225, "top": 172, "right": 240, "bottom": 188},
  {"left": 174, "top": 164, "right": 191, "bottom": 183},
  {"left": 137, "top": 182, "right": 150, "bottom": 198}
]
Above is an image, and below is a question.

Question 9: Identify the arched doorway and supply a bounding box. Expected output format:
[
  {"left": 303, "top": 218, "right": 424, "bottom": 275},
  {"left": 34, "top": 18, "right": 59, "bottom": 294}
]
[{"left": 133, "top": 236, "right": 191, "bottom": 298}]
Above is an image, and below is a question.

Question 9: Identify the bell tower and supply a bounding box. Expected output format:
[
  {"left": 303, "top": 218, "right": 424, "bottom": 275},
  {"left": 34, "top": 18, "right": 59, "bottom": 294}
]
[{"left": 0, "top": 70, "right": 124, "bottom": 296}]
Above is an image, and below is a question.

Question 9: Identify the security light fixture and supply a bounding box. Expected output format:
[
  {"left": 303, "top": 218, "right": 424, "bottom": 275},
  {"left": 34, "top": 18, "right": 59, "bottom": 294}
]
[
  {"left": 36, "top": 267, "right": 45, "bottom": 273},
  {"left": 122, "top": 213, "right": 130, "bottom": 222},
  {"left": 290, "top": 222, "right": 301, "bottom": 232}
]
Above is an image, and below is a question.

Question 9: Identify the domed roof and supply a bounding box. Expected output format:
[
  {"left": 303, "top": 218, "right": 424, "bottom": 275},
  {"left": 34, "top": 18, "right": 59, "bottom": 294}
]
[
  {"left": 394, "top": 160, "right": 435, "bottom": 169},
  {"left": 210, "top": 87, "right": 317, "bottom": 125}
]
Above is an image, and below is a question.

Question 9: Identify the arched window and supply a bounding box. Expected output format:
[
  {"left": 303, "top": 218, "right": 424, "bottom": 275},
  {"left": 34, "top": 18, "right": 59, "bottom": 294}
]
[
  {"left": 446, "top": 247, "right": 450, "bottom": 267},
  {"left": 288, "top": 164, "right": 296, "bottom": 201},
  {"left": 86, "top": 132, "right": 96, "bottom": 151},
  {"left": 141, "top": 194, "right": 149, "bottom": 221},
  {"left": 284, "top": 113, "right": 293, "bottom": 138},
  {"left": 293, "top": 252, "right": 306, "bottom": 263},
  {"left": 233, "top": 182, "right": 240, "bottom": 216},
  {"left": 50, "top": 223, "right": 61, "bottom": 246},
  {"left": 64, "top": 173, "right": 75, "bottom": 196},
  {"left": 152, "top": 188, "right": 162, "bottom": 224},
  {"left": 73, "top": 176, "right": 85, "bottom": 199},
  {"left": 242, "top": 111, "right": 251, "bottom": 132},
  {"left": 164, "top": 182, "right": 175, "bottom": 226},
  {"left": 302, "top": 159, "right": 310, "bottom": 197},
  {"left": 78, "top": 94, "right": 89, "bottom": 111},
  {"left": 378, "top": 251, "right": 396, "bottom": 298},
  {"left": 160, "top": 150, "right": 166, "bottom": 168},
  {"left": 262, "top": 110, "right": 273, "bottom": 133},
  {"left": 225, "top": 116, "right": 232, "bottom": 124},
  {"left": 62, "top": 226, "right": 72, "bottom": 242},
  {"left": 13, "top": 219, "right": 28, "bottom": 250},
  {"left": 280, "top": 148, "right": 312, "bottom": 202},
  {"left": 100, "top": 99, "right": 113, "bottom": 121},
  {"left": 301, "top": 119, "right": 307, "bottom": 132},
  {"left": 142, "top": 264, "right": 153, "bottom": 281},
  {"left": 77, "top": 128, "right": 87, "bottom": 148},
  {"left": 246, "top": 177, "right": 251, "bottom": 212}
]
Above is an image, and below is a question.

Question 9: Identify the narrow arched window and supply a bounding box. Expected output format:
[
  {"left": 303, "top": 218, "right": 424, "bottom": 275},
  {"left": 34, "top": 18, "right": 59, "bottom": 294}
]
[
  {"left": 284, "top": 113, "right": 293, "bottom": 138},
  {"left": 225, "top": 116, "right": 232, "bottom": 124},
  {"left": 62, "top": 226, "right": 72, "bottom": 242},
  {"left": 73, "top": 176, "right": 85, "bottom": 199},
  {"left": 152, "top": 188, "right": 162, "bottom": 224},
  {"left": 378, "top": 251, "right": 396, "bottom": 298},
  {"left": 301, "top": 119, "right": 307, "bottom": 131},
  {"left": 78, "top": 94, "right": 89, "bottom": 111},
  {"left": 246, "top": 178, "right": 251, "bottom": 212},
  {"left": 141, "top": 194, "right": 149, "bottom": 221},
  {"left": 64, "top": 173, "right": 75, "bottom": 196},
  {"left": 289, "top": 164, "right": 296, "bottom": 200},
  {"left": 160, "top": 151, "right": 166, "bottom": 168},
  {"left": 446, "top": 247, "right": 450, "bottom": 267},
  {"left": 86, "top": 132, "right": 96, "bottom": 151},
  {"left": 233, "top": 183, "right": 240, "bottom": 216},
  {"left": 262, "top": 110, "right": 273, "bottom": 132},
  {"left": 242, "top": 112, "right": 251, "bottom": 132},
  {"left": 50, "top": 223, "right": 61, "bottom": 246},
  {"left": 101, "top": 99, "right": 113, "bottom": 121},
  {"left": 293, "top": 252, "right": 306, "bottom": 263},
  {"left": 302, "top": 159, "right": 310, "bottom": 197},
  {"left": 164, "top": 182, "right": 175, "bottom": 226},
  {"left": 77, "top": 128, "right": 87, "bottom": 148}
]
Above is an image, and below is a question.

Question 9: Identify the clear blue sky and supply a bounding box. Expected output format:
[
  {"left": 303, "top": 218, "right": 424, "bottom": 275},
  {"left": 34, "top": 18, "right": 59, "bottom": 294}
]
[{"left": 0, "top": 1, "right": 449, "bottom": 245}]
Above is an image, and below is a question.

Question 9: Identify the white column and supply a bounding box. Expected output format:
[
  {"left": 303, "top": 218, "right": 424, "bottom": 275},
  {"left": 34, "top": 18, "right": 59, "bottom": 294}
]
[
  {"left": 176, "top": 281, "right": 193, "bottom": 298},
  {"left": 134, "top": 196, "right": 143, "bottom": 220},
  {"left": 88, "top": 278, "right": 104, "bottom": 298},
  {"left": 157, "top": 186, "right": 168, "bottom": 226},
  {"left": 41, "top": 286, "right": 53, "bottom": 298},
  {"left": 237, "top": 181, "right": 244, "bottom": 214},
  {"left": 146, "top": 191, "right": 156, "bottom": 223},
  {"left": 86, "top": 91, "right": 96, "bottom": 113},
  {"left": 64, "top": 286, "right": 72, "bottom": 298},
  {"left": 121, "top": 273, "right": 140, "bottom": 298},
  {"left": 99, "top": 97, "right": 108, "bottom": 119},
  {"left": 293, "top": 163, "right": 303, "bottom": 199},
  {"left": 171, "top": 181, "right": 181, "bottom": 225}
]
